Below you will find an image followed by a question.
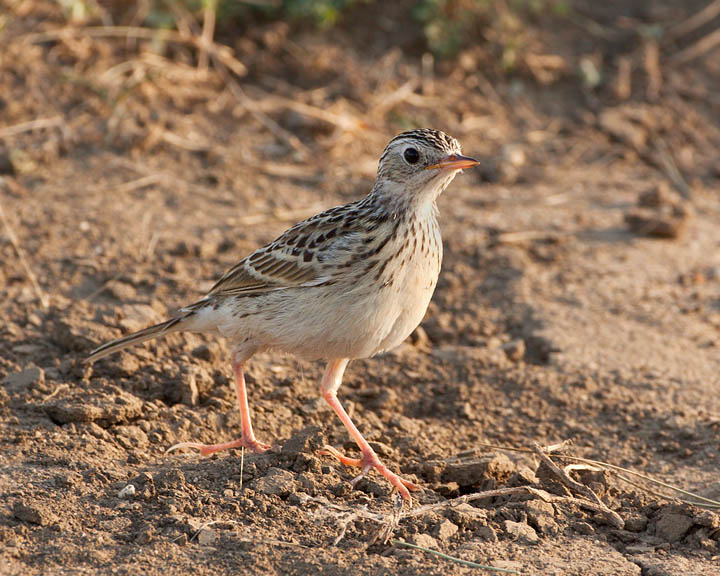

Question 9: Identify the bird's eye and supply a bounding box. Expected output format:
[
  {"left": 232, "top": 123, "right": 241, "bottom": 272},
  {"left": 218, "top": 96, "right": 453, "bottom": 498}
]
[{"left": 403, "top": 148, "right": 420, "bottom": 164}]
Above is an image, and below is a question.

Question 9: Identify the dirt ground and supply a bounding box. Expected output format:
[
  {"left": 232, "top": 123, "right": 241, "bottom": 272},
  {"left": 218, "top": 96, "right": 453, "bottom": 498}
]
[{"left": 1, "top": 1, "right": 720, "bottom": 574}]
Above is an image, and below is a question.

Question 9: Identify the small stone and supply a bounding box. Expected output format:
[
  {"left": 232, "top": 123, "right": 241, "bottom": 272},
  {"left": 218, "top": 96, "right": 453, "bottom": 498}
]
[
  {"left": 433, "top": 519, "right": 459, "bottom": 541},
  {"left": 254, "top": 467, "right": 295, "bottom": 497},
  {"left": 501, "top": 339, "right": 526, "bottom": 361},
  {"left": 408, "top": 533, "right": 438, "bottom": 549},
  {"left": 503, "top": 520, "right": 539, "bottom": 544},
  {"left": 118, "top": 484, "right": 136, "bottom": 499},
  {"left": 571, "top": 521, "right": 595, "bottom": 535},
  {"left": 656, "top": 511, "right": 694, "bottom": 543},
  {"left": 197, "top": 528, "right": 216, "bottom": 546},
  {"left": 3, "top": 365, "right": 45, "bottom": 390}
]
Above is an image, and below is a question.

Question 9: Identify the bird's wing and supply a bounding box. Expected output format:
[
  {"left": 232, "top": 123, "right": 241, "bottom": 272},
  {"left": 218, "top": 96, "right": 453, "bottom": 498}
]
[{"left": 206, "top": 203, "right": 368, "bottom": 299}]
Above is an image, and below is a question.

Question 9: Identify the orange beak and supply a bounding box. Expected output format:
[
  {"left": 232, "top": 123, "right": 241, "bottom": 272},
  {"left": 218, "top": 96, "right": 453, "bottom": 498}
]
[{"left": 425, "top": 154, "right": 479, "bottom": 171}]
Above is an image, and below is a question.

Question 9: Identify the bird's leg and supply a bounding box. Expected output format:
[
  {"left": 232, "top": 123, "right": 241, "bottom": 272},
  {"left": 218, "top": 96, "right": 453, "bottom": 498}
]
[
  {"left": 167, "top": 359, "right": 270, "bottom": 456},
  {"left": 319, "top": 358, "right": 420, "bottom": 501}
]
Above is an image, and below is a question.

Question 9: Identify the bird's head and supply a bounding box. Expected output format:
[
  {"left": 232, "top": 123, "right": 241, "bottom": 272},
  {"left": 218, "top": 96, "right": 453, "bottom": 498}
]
[{"left": 374, "top": 129, "right": 478, "bottom": 209}]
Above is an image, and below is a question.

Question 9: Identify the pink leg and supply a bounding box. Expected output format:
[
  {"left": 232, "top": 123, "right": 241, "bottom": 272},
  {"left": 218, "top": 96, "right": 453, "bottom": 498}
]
[
  {"left": 167, "top": 359, "right": 270, "bottom": 456},
  {"left": 319, "top": 359, "right": 420, "bottom": 500}
]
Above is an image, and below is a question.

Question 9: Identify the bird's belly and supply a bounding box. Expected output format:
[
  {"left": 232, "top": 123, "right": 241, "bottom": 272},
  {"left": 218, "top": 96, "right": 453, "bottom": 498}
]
[
  {"left": 216, "top": 224, "right": 442, "bottom": 360},
  {"left": 370, "top": 261, "right": 439, "bottom": 355}
]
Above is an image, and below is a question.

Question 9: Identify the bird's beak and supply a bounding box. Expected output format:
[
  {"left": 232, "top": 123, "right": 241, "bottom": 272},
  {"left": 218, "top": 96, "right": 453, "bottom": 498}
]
[{"left": 425, "top": 154, "right": 480, "bottom": 171}]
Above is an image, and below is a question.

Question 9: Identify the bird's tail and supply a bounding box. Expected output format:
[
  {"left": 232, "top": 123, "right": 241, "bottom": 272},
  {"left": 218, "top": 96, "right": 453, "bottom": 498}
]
[{"left": 85, "top": 315, "right": 185, "bottom": 363}]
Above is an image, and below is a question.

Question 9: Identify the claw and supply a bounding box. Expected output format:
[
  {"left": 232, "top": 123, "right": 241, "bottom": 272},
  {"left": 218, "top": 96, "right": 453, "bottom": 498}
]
[{"left": 320, "top": 444, "right": 420, "bottom": 501}]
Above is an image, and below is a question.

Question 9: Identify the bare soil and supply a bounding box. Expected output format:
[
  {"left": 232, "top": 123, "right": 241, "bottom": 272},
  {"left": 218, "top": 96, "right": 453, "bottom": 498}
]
[{"left": 1, "top": 2, "right": 719, "bottom": 574}]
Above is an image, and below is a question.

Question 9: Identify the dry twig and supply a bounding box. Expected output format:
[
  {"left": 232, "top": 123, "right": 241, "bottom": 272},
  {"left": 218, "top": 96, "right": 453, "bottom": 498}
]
[
  {"left": 668, "top": 0, "right": 720, "bottom": 40},
  {"left": 198, "top": 0, "right": 218, "bottom": 73},
  {"left": 23, "top": 26, "right": 247, "bottom": 76},
  {"left": 477, "top": 442, "right": 720, "bottom": 509},
  {"left": 532, "top": 443, "right": 624, "bottom": 529},
  {"left": 671, "top": 27, "right": 720, "bottom": 64},
  {"left": 0, "top": 116, "right": 64, "bottom": 139}
]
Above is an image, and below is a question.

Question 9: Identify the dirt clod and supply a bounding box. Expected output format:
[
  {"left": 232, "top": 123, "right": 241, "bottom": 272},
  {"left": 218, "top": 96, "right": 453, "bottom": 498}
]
[
  {"left": 3, "top": 366, "right": 45, "bottom": 390},
  {"left": 655, "top": 509, "right": 694, "bottom": 543},
  {"left": 43, "top": 386, "right": 143, "bottom": 427},
  {"left": 504, "top": 520, "right": 539, "bottom": 544},
  {"left": 433, "top": 519, "right": 459, "bottom": 541},
  {"left": 442, "top": 452, "right": 515, "bottom": 487},
  {"left": 407, "top": 533, "right": 439, "bottom": 549},
  {"left": 254, "top": 467, "right": 296, "bottom": 497},
  {"left": 13, "top": 501, "right": 55, "bottom": 526}
]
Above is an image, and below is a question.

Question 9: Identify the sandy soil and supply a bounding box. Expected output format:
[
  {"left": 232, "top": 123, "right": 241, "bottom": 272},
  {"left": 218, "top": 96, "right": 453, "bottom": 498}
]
[{"left": 1, "top": 1, "right": 719, "bottom": 574}]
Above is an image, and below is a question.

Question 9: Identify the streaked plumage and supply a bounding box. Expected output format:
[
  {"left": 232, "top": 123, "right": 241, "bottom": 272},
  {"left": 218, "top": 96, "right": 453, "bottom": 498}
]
[{"left": 87, "top": 129, "right": 478, "bottom": 500}]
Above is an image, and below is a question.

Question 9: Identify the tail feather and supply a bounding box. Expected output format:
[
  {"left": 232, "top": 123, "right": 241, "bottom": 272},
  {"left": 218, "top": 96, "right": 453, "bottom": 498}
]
[{"left": 86, "top": 316, "right": 184, "bottom": 363}]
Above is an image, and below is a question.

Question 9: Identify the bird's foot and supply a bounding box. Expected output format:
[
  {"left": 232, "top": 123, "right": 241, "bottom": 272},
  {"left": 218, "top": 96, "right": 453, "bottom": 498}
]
[
  {"left": 167, "top": 437, "right": 270, "bottom": 456},
  {"left": 320, "top": 444, "right": 420, "bottom": 501}
]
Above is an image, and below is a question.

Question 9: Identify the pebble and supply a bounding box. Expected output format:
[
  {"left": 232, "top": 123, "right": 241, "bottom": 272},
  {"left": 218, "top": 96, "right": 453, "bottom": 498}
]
[{"left": 118, "top": 484, "right": 136, "bottom": 499}]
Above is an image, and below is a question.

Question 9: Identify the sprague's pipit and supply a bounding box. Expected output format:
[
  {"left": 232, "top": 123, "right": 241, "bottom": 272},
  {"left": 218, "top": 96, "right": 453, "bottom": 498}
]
[{"left": 87, "top": 129, "right": 478, "bottom": 500}]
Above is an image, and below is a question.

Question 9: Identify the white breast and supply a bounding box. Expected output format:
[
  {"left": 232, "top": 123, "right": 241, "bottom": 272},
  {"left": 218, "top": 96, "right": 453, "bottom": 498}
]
[{"left": 209, "top": 215, "right": 443, "bottom": 361}]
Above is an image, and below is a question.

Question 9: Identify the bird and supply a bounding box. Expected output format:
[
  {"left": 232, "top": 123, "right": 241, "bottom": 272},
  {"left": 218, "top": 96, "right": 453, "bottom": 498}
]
[{"left": 87, "top": 128, "right": 479, "bottom": 500}]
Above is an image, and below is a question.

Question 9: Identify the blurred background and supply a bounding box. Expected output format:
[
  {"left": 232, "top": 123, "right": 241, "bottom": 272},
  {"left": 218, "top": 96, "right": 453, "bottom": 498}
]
[{"left": 1, "top": 2, "right": 720, "bottom": 574}]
